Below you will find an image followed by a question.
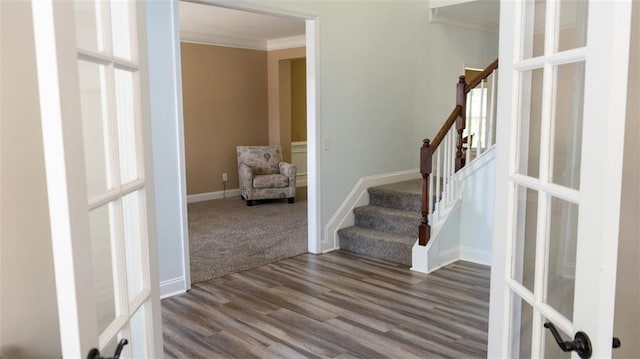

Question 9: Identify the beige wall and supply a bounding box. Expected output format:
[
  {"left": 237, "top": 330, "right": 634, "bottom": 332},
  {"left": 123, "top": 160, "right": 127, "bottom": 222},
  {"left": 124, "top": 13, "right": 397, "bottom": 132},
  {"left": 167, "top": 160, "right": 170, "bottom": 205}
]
[
  {"left": 181, "top": 43, "right": 269, "bottom": 194},
  {"left": 278, "top": 59, "right": 293, "bottom": 163},
  {"left": 267, "top": 47, "right": 305, "bottom": 163},
  {"left": 614, "top": 2, "right": 640, "bottom": 358},
  {"left": 0, "top": 1, "right": 61, "bottom": 357},
  {"left": 290, "top": 58, "right": 307, "bottom": 142}
]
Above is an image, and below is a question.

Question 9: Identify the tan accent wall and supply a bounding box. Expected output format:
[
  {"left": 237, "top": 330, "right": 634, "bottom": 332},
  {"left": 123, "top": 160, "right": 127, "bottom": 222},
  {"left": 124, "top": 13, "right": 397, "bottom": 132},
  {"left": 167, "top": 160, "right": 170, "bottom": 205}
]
[
  {"left": 290, "top": 58, "right": 307, "bottom": 142},
  {"left": 278, "top": 59, "right": 292, "bottom": 163},
  {"left": 267, "top": 47, "right": 305, "bottom": 163},
  {"left": 464, "top": 68, "right": 482, "bottom": 84},
  {"left": 181, "top": 43, "right": 269, "bottom": 194}
]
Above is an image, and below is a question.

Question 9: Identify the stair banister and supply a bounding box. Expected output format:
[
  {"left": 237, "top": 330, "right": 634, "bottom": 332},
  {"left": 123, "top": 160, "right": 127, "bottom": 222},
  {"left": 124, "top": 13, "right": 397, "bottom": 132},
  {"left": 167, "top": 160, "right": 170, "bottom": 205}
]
[
  {"left": 419, "top": 105, "right": 462, "bottom": 246},
  {"left": 464, "top": 58, "right": 499, "bottom": 93},
  {"left": 456, "top": 76, "right": 467, "bottom": 172},
  {"left": 419, "top": 139, "right": 432, "bottom": 246},
  {"left": 419, "top": 58, "right": 499, "bottom": 247}
]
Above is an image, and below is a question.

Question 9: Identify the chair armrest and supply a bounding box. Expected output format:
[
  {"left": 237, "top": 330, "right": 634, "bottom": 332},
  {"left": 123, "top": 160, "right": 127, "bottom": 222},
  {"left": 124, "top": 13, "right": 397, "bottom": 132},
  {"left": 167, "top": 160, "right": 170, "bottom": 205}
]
[
  {"left": 279, "top": 162, "right": 297, "bottom": 181},
  {"left": 239, "top": 163, "right": 255, "bottom": 189}
]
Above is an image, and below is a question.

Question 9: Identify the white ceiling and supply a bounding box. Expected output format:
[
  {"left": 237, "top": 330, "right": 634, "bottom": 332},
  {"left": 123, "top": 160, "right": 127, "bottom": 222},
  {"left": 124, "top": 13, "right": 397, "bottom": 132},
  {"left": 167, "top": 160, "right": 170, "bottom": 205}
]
[
  {"left": 430, "top": 0, "right": 500, "bottom": 32},
  {"left": 179, "top": 2, "right": 306, "bottom": 51},
  {"left": 430, "top": 0, "right": 585, "bottom": 33}
]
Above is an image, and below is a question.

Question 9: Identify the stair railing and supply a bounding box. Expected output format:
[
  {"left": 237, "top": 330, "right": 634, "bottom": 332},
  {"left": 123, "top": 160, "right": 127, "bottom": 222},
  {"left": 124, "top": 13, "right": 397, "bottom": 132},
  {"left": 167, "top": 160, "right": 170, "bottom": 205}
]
[{"left": 419, "top": 59, "right": 499, "bottom": 246}]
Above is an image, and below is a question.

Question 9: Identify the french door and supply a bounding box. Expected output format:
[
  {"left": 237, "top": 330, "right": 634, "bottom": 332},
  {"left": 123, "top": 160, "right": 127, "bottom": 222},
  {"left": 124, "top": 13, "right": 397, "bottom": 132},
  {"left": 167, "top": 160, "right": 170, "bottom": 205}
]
[
  {"left": 31, "top": 0, "right": 163, "bottom": 357},
  {"left": 488, "top": 0, "right": 633, "bottom": 358}
]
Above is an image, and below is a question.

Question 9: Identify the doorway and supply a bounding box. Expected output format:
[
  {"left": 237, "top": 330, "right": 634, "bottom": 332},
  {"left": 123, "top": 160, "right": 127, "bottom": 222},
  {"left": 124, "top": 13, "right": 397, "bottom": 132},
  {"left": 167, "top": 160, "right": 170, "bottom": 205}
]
[{"left": 176, "top": 1, "right": 320, "bottom": 285}]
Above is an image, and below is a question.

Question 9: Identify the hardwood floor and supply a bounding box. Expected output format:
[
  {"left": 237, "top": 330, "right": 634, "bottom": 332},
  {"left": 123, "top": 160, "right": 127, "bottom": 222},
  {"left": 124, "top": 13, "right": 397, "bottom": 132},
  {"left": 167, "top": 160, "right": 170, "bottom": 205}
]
[{"left": 162, "top": 251, "right": 490, "bottom": 358}]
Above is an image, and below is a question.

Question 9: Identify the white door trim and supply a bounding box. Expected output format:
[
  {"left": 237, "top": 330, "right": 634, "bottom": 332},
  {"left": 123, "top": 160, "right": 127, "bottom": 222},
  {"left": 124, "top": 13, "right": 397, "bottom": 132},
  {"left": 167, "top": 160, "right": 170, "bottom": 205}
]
[
  {"left": 173, "top": 1, "right": 322, "bottom": 264},
  {"left": 147, "top": 1, "right": 191, "bottom": 298}
]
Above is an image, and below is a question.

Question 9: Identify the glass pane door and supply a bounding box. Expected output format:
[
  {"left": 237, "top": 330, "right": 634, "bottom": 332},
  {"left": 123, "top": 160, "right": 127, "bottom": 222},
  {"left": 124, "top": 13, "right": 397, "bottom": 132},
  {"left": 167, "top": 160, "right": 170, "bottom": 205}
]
[
  {"left": 508, "top": 0, "right": 589, "bottom": 356},
  {"left": 74, "top": 0, "right": 153, "bottom": 356},
  {"left": 490, "top": 0, "right": 632, "bottom": 357},
  {"left": 33, "top": 0, "right": 163, "bottom": 356}
]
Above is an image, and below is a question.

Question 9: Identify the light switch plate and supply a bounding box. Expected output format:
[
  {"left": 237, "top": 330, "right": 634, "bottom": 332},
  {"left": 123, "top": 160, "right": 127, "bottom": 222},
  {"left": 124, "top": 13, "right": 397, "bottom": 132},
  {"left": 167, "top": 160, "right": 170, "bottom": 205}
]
[{"left": 322, "top": 137, "right": 330, "bottom": 151}]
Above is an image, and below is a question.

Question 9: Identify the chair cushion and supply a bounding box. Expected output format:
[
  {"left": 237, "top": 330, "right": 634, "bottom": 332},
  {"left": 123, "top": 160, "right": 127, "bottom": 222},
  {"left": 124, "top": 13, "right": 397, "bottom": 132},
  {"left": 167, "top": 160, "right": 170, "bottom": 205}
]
[
  {"left": 253, "top": 174, "right": 289, "bottom": 189},
  {"left": 237, "top": 146, "right": 282, "bottom": 175}
]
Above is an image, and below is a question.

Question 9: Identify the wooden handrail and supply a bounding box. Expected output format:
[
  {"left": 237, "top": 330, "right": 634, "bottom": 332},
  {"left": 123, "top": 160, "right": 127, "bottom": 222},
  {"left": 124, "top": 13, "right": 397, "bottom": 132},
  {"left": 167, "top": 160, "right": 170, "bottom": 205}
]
[
  {"left": 419, "top": 58, "right": 498, "bottom": 247},
  {"left": 429, "top": 105, "right": 462, "bottom": 151},
  {"left": 464, "top": 58, "right": 499, "bottom": 93}
]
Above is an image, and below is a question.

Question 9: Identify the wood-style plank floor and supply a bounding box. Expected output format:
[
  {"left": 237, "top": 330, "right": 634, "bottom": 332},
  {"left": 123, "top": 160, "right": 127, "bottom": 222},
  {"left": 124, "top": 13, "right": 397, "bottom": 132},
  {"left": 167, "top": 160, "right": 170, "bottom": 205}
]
[{"left": 162, "top": 251, "right": 490, "bottom": 358}]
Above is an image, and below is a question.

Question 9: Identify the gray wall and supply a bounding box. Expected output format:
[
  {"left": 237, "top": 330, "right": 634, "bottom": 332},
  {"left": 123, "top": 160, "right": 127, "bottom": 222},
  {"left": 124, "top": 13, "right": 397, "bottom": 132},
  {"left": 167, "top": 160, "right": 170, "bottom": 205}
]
[
  {"left": 146, "top": 1, "right": 191, "bottom": 296},
  {"left": 0, "top": 1, "right": 61, "bottom": 357}
]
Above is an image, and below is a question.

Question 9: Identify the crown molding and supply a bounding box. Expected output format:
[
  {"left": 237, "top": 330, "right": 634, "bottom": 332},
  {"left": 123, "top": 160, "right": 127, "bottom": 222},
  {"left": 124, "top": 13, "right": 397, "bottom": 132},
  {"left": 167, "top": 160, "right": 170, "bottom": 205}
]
[
  {"left": 180, "top": 30, "right": 267, "bottom": 51},
  {"left": 429, "top": 8, "right": 499, "bottom": 33},
  {"left": 267, "top": 35, "right": 306, "bottom": 51},
  {"left": 180, "top": 31, "right": 305, "bottom": 51}
]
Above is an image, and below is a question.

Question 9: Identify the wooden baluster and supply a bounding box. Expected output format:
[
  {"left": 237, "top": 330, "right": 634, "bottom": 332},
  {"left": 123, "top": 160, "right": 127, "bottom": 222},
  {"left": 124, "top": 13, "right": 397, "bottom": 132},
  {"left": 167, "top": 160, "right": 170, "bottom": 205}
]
[
  {"left": 419, "top": 139, "right": 432, "bottom": 246},
  {"left": 455, "top": 75, "right": 466, "bottom": 171}
]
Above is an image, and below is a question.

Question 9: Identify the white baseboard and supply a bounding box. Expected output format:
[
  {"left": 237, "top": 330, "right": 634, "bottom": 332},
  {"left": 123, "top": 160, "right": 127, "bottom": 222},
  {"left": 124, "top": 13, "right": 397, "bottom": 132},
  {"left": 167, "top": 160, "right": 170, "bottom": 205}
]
[
  {"left": 438, "top": 246, "right": 461, "bottom": 268},
  {"left": 323, "top": 169, "right": 421, "bottom": 250},
  {"left": 418, "top": 245, "right": 491, "bottom": 274},
  {"left": 321, "top": 245, "right": 340, "bottom": 253},
  {"left": 187, "top": 188, "right": 241, "bottom": 203},
  {"left": 160, "top": 277, "right": 188, "bottom": 299},
  {"left": 459, "top": 246, "right": 492, "bottom": 266}
]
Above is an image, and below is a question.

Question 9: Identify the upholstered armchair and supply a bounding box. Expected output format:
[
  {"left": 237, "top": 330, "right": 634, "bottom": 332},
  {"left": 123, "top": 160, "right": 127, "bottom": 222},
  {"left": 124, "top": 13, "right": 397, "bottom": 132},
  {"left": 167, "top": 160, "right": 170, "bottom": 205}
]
[{"left": 236, "top": 145, "right": 297, "bottom": 206}]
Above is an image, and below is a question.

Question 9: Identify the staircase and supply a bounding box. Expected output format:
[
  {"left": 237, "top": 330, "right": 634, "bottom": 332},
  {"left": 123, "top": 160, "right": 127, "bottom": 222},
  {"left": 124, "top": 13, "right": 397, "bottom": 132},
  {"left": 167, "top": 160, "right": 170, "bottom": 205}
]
[
  {"left": 335, "top": 59, "right": 499, "bottom": 269},
  {"left": 337, "top": 179, "right": 422, "bottom": 265}
]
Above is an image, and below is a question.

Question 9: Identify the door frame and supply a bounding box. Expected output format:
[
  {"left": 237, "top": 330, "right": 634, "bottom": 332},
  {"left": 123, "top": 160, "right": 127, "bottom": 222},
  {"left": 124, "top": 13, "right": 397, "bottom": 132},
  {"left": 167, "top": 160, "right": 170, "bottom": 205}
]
[{"left": 167, "top": 1, "right": 322, "bottom": 290}]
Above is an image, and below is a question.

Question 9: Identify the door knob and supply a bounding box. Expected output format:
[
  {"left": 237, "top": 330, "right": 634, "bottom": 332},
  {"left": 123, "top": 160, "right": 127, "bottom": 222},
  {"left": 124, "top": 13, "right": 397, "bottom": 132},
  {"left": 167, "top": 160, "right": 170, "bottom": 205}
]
[
  {"left": 87, "top": 338, "right": 128, "bottom": 359},
  {"left": 544, "top": 322, "right": 592, "bottom": 359},
  {"left": 613, "top": 337, "right": 621, "bottom": 349}
]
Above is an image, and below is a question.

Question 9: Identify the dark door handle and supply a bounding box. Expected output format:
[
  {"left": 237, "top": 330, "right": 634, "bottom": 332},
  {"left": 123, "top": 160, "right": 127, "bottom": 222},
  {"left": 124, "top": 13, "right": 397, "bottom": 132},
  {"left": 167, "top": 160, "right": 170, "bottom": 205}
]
[
  {"left": 87, "top": 338, "right": 128, "bottom": 359},
  {"left": 613, "top": 337, "right": 621, "bottom": 349},
  {"left": 544, "top": 322, "right": 592, "bottom": 358}
]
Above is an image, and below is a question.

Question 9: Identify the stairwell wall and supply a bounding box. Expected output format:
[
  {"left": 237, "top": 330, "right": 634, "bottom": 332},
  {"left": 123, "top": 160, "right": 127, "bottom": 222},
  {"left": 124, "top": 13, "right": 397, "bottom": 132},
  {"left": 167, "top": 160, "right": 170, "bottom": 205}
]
[
  {"left": 434, "top": 206, "right": 461, "bottom": 266},
  {"left": 457, "top": 150, "right": 495, "bottom": 265}
]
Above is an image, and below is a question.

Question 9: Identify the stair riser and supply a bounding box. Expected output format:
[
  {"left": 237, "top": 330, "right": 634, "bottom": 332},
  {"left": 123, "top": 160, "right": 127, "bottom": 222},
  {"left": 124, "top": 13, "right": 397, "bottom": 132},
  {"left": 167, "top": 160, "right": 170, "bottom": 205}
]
[
  {"left": 338, "top": 234, "right": 412, "bottom": 266},
  {"left": 354, "top": 211, "right": 419, "bottom": 237},
  {"left": 369, "top": 191, "right": 421, "bottom": 212}
]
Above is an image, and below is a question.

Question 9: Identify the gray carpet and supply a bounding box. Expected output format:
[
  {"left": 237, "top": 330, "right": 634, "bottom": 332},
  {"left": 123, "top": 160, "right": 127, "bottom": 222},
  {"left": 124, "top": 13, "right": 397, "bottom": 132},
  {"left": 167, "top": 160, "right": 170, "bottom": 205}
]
[
  {"left": 188, "top": 197, "right": 307, "bottom": 284},
  {"left": 338, "top": 179, "right": 422, "bottom": 265}
]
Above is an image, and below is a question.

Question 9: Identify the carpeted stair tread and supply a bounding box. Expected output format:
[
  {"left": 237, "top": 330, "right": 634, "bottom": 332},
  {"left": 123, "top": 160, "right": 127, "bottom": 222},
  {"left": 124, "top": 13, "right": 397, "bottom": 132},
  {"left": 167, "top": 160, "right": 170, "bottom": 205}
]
[
  {"left": 371, "top": 179, "right": 423, "bottom": 195},
  {"left": 337, "top": 226, "right": 414, "bottom": 266},
  {"left": 354, "top": 205, "right": 420, "bottom": 237},
  {"left": 368, "top": 179, "right": 422, "bottom": 212}
]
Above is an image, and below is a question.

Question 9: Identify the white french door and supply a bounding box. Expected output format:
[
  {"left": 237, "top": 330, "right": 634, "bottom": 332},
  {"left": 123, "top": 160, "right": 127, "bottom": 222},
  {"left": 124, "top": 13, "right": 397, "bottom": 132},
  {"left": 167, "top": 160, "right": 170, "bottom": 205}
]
[
  {"left": 31, "top": 0, "right": 163, "bottom": 357},
  {"left": 489, "top": 0, "right": 633, "bottom": 358}
]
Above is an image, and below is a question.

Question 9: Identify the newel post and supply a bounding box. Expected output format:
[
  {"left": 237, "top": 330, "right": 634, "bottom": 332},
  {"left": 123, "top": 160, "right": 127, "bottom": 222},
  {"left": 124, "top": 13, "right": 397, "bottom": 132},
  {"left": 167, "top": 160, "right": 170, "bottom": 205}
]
[
  {"left": 419, "top": 139, "right": 432, "bottom": 246},
  {"left": 455, "top": 75, "right": 466, "bottom": 172}
]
